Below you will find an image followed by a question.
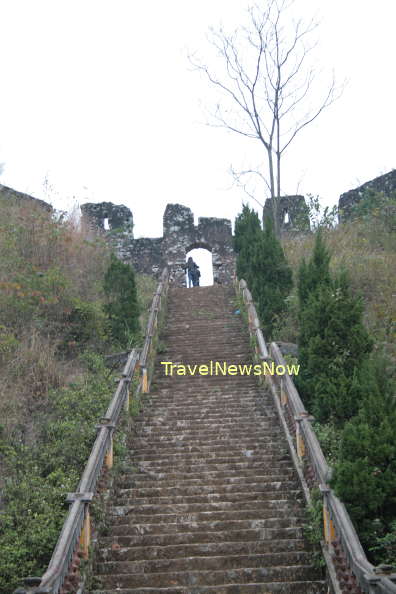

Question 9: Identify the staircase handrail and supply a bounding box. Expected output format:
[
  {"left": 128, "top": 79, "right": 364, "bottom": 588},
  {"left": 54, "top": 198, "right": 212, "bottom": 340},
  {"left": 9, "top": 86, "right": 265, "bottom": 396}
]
[
  {"left": 237, "top": 277, "right": 396, "bottom": 594},
  {"left": 15, "top": 268, "right": 169, "bottom": 594},
  {"left": 139, "top": 268, "right": 169, "bottom": 393}
]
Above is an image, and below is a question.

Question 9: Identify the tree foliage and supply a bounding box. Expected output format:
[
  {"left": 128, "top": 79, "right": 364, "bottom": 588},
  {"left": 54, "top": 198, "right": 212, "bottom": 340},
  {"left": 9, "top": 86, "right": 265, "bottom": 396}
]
[
  {"left": 331, "top": 355, "right": 396, "bottom": 563},
  {"left": 235, "top": 205, "right": 293, "bottom": 337},
  {"left": 297, "top": 233, "right": 372, "bottom": 422},
  {"left": 103, "top": 254, "right": 140, "bottom": 348}
]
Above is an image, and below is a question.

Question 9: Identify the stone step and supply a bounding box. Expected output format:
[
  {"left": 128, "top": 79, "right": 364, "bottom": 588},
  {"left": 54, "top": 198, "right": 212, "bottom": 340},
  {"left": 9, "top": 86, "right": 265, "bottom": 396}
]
[
  {"left": 97, "top": 538, "right": 312, "bottom": 562},
  {"left": 92, "top": 581, "right": 326, "bottom": 593},
  {"left": 96, "top": 551, "right": 315, "bottom": 575},
  {"left": 128, "top": 445, "right": 287, "bottom": 462},
  {"left": 110, "top": 511, "right": 303, "bottom": 528},
  {"left": 130, "top": 434, "right": 283, "bottom": 448},
  {"left": 133, "top": 409, "right": 272, "bottom": 421},
  {"left": 134, "top": 417, "right": 280, "bottom": 433},
  {"left": 131, "top": 458, "right": 292, "bottom": 473},
  {"left": 98, "top": 530, "right": 304, "bottom": 549},
  {"left": 125, "top": 459, "right": 294, "bottom": 478},
  {"left": 109, "top": 519, "right": 305, "bottom": 539},
  {"left": 115, "top": 491, "right": 304, "bottom": 508},
  {"left": 119, "top": 462, "right": 294, "bottom": 480},
  {"left": 138, "top": 400, "right": 270, "bottom": 411},
  {"left": 112, "top": 495, "right": 303, "bottom": 512},
  {"left": 128, "top": 451, "right": 289, "bottom": 467},
  {"left": 117, "top": 471, "right": 297, "bottom": 489},
  {"left": 94, "top": 565, "right": 322, "bottom": 589}
]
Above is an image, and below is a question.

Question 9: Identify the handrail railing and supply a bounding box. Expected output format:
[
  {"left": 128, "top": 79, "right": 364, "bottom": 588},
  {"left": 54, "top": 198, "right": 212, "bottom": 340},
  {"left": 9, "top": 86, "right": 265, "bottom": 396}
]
[
  {"left": 236, "top": 278, "right": 396, "bottom": 594},
  {"left": 140, "top": 268, "right": 169, "bottom": 394},
  {"left": 16, "top": 268, "right": 169, "bottom": 594}
]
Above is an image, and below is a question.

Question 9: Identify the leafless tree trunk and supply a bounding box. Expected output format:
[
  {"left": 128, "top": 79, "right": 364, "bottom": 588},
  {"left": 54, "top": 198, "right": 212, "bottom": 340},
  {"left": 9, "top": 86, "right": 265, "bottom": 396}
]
[{"left": 190, "top": 0, "right": 338, "bottom": 236}]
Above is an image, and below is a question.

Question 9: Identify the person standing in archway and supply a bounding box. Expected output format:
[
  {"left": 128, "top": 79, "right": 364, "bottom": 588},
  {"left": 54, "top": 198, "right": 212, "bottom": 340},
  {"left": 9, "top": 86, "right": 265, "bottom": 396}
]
[
  {"left": 183, "top": 256, "right": 199, "bottom": 288},
  {"left": 192, "top": 265, "right": 201, "bottom": 286}
]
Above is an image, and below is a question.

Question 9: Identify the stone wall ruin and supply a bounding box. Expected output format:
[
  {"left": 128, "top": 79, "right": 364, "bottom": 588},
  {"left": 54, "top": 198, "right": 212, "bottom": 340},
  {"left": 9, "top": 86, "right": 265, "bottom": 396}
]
[
  {"left": 263, "top": 195, "right": 310, "bottom": 234},
  {"left": 0, "top": 183, "right": 52, "bottom": 212},
  {"left": 338, "top": 170, "right": 396, "bottom": 222},
  {"left": 81, "top": 202, "right": 235, "bottom": 286}
]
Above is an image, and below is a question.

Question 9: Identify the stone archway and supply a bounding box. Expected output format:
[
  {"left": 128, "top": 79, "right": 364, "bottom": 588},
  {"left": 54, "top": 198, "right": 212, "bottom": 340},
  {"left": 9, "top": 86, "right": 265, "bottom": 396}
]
[{"left": 185, "top": 242, "right": 214, "bottom": 287}]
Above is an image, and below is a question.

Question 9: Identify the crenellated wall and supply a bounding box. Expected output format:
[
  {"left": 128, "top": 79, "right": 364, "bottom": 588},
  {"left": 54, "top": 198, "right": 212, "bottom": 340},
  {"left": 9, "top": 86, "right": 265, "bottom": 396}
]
[{"left": 81, "top": 202, "right": 235, "bottom": 286}]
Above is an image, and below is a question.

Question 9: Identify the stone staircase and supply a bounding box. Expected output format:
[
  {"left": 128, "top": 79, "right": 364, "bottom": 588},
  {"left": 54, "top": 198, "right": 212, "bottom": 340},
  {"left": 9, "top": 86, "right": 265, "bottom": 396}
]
[{"left": 91, "top": 285, "right": 326, "bottom": 593}]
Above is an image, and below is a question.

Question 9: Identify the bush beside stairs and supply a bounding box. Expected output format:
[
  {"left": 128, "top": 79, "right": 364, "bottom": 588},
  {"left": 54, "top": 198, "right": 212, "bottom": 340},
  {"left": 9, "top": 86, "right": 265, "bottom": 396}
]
[{"left": 91, "top": 285, "right": 326, "bottom": 593}]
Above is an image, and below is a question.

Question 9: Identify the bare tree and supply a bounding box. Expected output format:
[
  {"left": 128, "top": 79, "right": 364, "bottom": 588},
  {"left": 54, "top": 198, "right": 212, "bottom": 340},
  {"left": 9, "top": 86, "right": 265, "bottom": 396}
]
[{"left": 190, "top": 0, "right": 338, "bottom": 235}]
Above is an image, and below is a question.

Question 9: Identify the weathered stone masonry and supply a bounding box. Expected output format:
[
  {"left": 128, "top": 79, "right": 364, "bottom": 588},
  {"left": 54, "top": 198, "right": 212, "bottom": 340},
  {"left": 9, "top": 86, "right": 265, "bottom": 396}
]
[
  {"left": 339, "top": 169, "right": 396, "bottom": 222},
  {"left": 0, "top": 183, "right": 52, "bottom": 212},
  {"left": 81, "top": 202, "right": 235, "bottom": 287}
]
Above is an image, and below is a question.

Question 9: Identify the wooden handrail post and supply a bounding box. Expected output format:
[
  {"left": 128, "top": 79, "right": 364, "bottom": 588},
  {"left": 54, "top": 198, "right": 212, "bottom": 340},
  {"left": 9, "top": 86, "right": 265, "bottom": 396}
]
[
  {"left": 321, "top": 487, "right": 336, "bottom": 546},
  {"left": 80, "top": 505, "right": 91, "bottom": 559},
  {"left": 105, "top": 436, "right": 113, "bottom": 469},
  {"left": 124, "top": 382, "right": 130, "bottom": 413},
  {"left": 142, "top": 367, "right": 148, "bottom": 393},
  {"left": 295, "top": 417, "right": 305, "bottom": 461},
  {"left": 280, "top": 378, "right": 287, "bottom": 407}
]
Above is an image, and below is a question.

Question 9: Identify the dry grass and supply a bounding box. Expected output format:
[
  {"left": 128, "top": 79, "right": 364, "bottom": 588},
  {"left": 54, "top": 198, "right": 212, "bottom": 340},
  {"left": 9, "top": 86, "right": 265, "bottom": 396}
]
[
  {"left": 282, "top": 218, "right": 396, "bottom": 354},
  {"left": 0, "top": 198, "right": 113, "bottom": 438}
]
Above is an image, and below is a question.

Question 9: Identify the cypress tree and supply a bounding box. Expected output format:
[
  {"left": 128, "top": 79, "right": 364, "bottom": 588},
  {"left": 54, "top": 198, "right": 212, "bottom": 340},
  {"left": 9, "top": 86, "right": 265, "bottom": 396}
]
[
  {"left": 248, "top": 217, "right": 293, "bottom": 338},
  {"left": 297, "top": 235, "right": 372, "bottom": 421},
  {"left": 103, "top": 253, "right": 140, "bottom": 347},
  {"left": 331, "top": 356, "right": 396, "bottom": 560},
  {"left": 234, "top": 205, "right": 293, "bottom": 338},
  {"left": 297, "top": 229, "right": 331, "bottom": 308},
  {"left": 234, "top": 204, "right": 262, "bottom": 253},
  {"left": 234, "top": 204, "right": 262, "bottom": 283}
]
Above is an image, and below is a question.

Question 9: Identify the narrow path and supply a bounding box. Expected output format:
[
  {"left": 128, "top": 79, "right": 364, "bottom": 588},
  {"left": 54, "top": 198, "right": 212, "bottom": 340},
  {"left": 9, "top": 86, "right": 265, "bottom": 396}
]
[{"left": 91, "top": 285, "right": 325, "bottom": 593}]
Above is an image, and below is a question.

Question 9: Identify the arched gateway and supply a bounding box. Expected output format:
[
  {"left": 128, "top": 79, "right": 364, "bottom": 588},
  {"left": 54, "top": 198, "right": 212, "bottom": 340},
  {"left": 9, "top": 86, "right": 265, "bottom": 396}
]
[{"left": 81, "top": 202, "right": 235, "bottom": 287}]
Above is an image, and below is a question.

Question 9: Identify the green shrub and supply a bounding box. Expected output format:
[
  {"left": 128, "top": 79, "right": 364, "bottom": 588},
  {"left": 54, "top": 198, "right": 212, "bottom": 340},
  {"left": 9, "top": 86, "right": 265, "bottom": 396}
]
[
  {"left": 234, "top": 205, "right": 293, "bottom": 338},
  {"left": 0, "top": 354, "right": 116, "bottom": 593},
  {"left": 103, "top": 254, "right": 140, "bottom": 348},
  {"left": 64, "top": 297, "right": 109, "bottom": 351},
  {"left": 296, "top": 233, "right": 373, "bottom": 422},
  {"left": 331, "top": 356, "right": 396, "bottom": 562}
]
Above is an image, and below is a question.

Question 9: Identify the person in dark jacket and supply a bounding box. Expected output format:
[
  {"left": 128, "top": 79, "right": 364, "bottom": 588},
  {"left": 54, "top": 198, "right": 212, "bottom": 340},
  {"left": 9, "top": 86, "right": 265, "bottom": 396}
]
[
  {"left": 183, "top": 257, "right": 199, "bottom": 288},
  {"left": 191, "top": 266, "right": 201, "bottom": 287}
]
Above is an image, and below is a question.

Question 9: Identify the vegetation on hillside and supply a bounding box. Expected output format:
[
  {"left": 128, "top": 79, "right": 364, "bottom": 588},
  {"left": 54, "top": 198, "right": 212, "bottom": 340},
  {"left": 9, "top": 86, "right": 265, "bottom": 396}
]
[
  {"left": 235, "top": 190, "right": 395, "bottom": 566},
  {"left": 0, "top": 196, "right": 151, "bottom": 593},
  {"left": 279, "top": 190, "right": 396, "bottom": 566},
  {"left": 296, "top": 232, "right": 373, "bottom": 423}
]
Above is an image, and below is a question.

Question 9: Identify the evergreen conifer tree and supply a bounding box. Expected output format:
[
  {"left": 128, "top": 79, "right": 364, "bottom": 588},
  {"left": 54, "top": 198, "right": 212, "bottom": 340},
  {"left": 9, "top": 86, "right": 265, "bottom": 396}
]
[
  {"left": 103, "top": 253, "right": 140, "bottom": 347},
  {"left": 297, "top": 229, "right": 331, "bottom": 308},
  {"left": 297, "top": 235, "right": 372, "bottom": 421},
  {"left": 234, "top": 205, "right": 293, "bottom": 338},
  {"left": 249, "top": 217, "right": 293, "bottom": 338},
  {"left": 332, "top": 356, "right": 396, "bottom": 559},
  {"left": 234, "top": 204, "right": 262, "bottom": 283}
]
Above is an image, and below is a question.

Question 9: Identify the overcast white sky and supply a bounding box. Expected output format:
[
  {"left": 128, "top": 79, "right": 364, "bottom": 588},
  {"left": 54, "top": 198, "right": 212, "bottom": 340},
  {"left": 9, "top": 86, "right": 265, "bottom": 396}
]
[{"left": 0, "top": 0, "right": 395, "bottom": 238}]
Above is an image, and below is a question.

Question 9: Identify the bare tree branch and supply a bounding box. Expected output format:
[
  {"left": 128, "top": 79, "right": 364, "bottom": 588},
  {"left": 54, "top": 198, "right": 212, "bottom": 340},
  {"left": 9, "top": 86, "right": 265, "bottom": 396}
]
[{"left": 190, "top": 0, "right": 341, "bottom": 233}]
